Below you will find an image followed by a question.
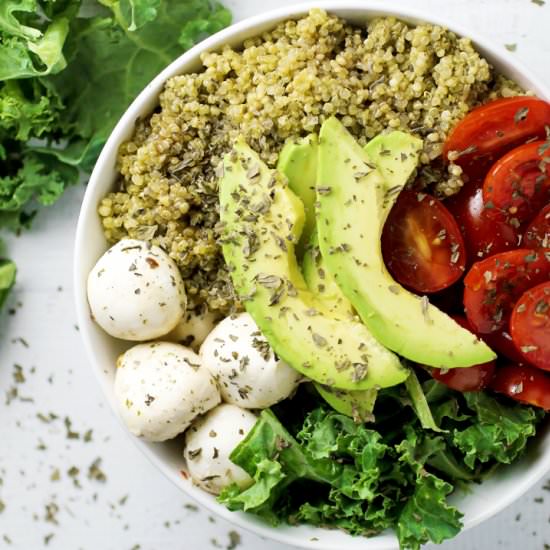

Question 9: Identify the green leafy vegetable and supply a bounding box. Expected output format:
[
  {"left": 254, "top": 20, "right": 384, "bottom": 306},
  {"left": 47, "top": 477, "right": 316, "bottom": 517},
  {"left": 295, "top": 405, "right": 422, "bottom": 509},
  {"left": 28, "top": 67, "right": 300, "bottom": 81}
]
[
  {"left": 453, "top": 392, "right": 542, "bottom": 468},
  {"left": 0, "top": 247, "right": 16, "bottom": 309},
  {"left": 397, "top": 474, "right": 462, "bottom": 547},
  {"left": 99, "top": 0, "right": 161, "bottom": 31},
  {"left": 221, "top": 380, "right": 543, "bottom": 550},
  {"left": 404, "top": 369, "right": 445, "bottom": 432}
]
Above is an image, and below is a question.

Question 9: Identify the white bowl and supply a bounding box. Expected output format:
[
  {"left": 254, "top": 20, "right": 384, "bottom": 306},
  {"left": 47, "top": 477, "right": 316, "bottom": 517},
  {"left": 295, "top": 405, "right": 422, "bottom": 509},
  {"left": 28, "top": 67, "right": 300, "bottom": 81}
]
[{"left": 74, "top": 2, "right": 550, "bottom": 549}]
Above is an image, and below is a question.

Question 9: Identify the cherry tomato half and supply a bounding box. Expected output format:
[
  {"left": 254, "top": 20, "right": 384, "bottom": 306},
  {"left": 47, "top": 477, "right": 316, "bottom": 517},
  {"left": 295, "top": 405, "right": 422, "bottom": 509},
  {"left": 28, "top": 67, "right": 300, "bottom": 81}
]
[
  {"left": 510, "top": 281, "right": 550, "bottom": 371},
  {"left": 382, "top": 191, "right": 466, "bottom": 293},
  {"left": 523, "top": 203, "right": 550, "bottom": 248},
  {"left": 480, "top": 328, "right": 526, "bottom": 364},
  {"left": 443, "top": 97, "right": 550, "bottom": 177},
  {"left": 483, "top": 141, "right": 550, "bottom": 225},
  {"left": 490, "top": 363, "right": 550, "bottom": 410},
  {"left": 463, "top": 249, "right": 550, "bottom": 334},
  {"left": 430, "top": 315, "right": 496, "bottom": 391},
  {"left": 446, "top": 179, "right": 519, "bottom": 262}
]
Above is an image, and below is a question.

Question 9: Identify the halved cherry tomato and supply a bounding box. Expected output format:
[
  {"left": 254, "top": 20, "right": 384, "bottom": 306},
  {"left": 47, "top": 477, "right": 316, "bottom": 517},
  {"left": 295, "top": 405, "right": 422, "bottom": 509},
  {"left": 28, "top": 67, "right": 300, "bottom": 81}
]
[
  {"left": 430, "top": 315, "right": 496, "bottom": 391},
  {"left": 510, "top": 281, "right": 550, "bottom": 371},
  {"left": 446, "top": 179, "right": 519, "bottom": 262},
  {"left": 523, "top": 203, "right": 550, "bottom": 248},
  {"left": 483, "top": 141, "right": 550, "bottom": 225},
  {"left": 480, "top": 329, "right": 526, "bottom": 364},
  {"left": 463, "top": 249, "right": 550, "bottom": 334},
  {"left": 382, "top": 190, "right": 466, "bottom": 293},
  {"left": 443, "top": 97, "right": 550, "bottom": 177},
  {"left": 490, "top": 363, "right": 550, "bottom": 410}
]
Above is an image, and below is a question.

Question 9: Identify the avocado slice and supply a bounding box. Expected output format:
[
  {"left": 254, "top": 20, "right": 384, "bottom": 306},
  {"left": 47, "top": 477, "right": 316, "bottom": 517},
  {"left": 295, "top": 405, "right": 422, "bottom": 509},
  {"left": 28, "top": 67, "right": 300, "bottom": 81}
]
[
  {"left": 278, "top": 137, "right": 351, "bottom": 318},
  {"left": 315, "top": 384, "right": 377, "bottom": 422},
  {"left": 219, "top": 139, "right": 409, "bottom": 390},
  {"left": 302, "top": 232, "right": 354, "bottom": 320},
  {"left": 276, "top": 136, "right": 318, "bottom": 258},
  {"left": 278, "top": 144, "right": 378, "bottom": 414},
  {"left": 316, "top": 118, "right": 496, "bottom": 368},
  {"left": 302, "top": 237, "right": 378, "bottom": 418},
  {"left": 364, "top": 131, "right": 421, "bottom": 194}
]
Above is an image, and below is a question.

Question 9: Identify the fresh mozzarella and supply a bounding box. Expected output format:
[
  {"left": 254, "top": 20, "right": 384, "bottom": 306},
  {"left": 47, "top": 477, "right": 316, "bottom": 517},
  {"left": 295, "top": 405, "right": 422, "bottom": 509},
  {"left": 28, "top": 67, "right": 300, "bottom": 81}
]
[
  {"left": 165, "top": 306, "right": 220, "bottom": 351},
  {"left": 87, "top": 238, "right": 187, "bottom": 340},
  {"left": 200, "top": 313, "right": 301, "bottom": 409},
  {"left": 184, "top": 404, "right": 257, "bottom": 494},
  {"left": 114, "top": 342, "right": 220, "bottom": 442}
]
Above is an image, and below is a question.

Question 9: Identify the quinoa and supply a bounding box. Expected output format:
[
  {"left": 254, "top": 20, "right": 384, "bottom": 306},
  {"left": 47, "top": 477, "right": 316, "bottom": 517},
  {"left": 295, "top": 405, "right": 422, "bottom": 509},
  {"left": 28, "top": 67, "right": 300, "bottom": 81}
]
[{"left": 99, "top": 9, "right": 522, "bottom": 315}]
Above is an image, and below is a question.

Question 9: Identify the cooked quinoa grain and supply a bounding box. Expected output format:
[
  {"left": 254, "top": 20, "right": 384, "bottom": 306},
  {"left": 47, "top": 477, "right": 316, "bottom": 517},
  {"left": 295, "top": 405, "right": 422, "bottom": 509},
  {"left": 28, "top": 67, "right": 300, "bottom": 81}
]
[{"left": 100, "top": 9, "right": 522, "bottom": 314}]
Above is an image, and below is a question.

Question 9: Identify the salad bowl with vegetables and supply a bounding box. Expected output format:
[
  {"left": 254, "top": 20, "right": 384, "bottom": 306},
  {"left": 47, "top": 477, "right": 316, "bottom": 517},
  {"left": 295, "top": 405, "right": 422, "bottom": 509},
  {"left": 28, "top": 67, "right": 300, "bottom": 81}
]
[{"left": 75, "top": 3, "right": 550, "bottom": 549}]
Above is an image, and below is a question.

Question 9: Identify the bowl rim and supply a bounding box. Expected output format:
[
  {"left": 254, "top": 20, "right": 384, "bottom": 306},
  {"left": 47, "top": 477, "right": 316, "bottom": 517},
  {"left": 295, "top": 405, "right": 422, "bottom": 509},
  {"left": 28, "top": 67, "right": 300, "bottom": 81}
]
[{"left": 74, "top": 2, "right": 550, "bottom": 549}]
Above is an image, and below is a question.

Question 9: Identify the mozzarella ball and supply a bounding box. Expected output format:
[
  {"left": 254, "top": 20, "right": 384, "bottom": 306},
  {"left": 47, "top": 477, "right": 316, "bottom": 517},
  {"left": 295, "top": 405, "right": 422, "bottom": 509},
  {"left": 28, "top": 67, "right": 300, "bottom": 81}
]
[
  {"left": 165, "top": 306, "right": 220, "bottom": 352},
  {"left": 114, "top": 342, "right": 220, "bottom": 442},
  {"left": 184, "top": 404, "right": 257, "bottom": 494},
  {"left": 87, "top": 238, "right": 186, "bottom": 340},
  {"left": 200, "top": 313, "right": 301, "bottom": 409}
]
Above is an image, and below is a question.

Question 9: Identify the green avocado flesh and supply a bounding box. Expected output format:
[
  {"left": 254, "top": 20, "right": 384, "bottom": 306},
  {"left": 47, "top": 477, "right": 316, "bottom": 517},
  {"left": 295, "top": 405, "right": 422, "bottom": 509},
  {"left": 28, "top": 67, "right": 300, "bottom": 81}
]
[
  {"left": 315, "top": 384, "right": 377, "bottom": 422},
  {"left": 276, "top": 136, "right": 318, "bottom": 258},
  {"left": 363, "top": 131, "right": 424, "bottom": 215},
  {"left": 219, "top": 140, "right": 408, "bottom": 390},
  {"left": 316, "top": 118, "right": 496, "bottom": 368},
  {"left": 278, "top": 143, "right": 375, "bottom": 415},
  {"left": 302, "top": 232, "right": 354, "bottom": 320}
]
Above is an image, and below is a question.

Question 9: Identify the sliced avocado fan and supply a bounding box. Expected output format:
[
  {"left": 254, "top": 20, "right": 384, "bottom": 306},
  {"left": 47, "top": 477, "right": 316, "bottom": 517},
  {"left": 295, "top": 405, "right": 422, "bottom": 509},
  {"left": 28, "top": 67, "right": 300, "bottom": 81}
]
[
  {"left": 316, "top": 117, "right": 496, "bottom": 368},
  {"left": 219, "top": 139, "right": 409, "bottom": 390},
  {"left": 279, "top": 139, "right": 376, "bottom": 420},
  {"left": 315, "top": 383, "right": 377, "bottom": 422}
]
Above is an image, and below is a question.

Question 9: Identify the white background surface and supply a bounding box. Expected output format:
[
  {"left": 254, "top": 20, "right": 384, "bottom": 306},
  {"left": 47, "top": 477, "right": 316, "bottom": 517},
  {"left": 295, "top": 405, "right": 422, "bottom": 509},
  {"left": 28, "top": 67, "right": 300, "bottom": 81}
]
[{"left": 1, "top": 1, "right": 550, "bottom": 549}]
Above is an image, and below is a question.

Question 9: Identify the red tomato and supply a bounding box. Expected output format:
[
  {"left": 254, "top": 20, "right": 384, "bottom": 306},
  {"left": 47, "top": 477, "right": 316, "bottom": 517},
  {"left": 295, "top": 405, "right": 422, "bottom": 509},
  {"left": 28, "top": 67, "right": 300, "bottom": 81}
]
[
  {"left": 382, "top": 191, "right": 466, "bottom": 293},
  {"left": 510, "top": 282, "right": 550, "bottom": 371},
  {"left": 480, "top": 329, "right": 526, "bottom": 364},
  {"left": 430, "top": 315, "right": 496, "bottom": 391},
  {"left": 463, "top": 249, "right": 550, "bottom": 334},
  {"left": 446, "top": 179, "right": 519, "bottom": 262},
  {"left": 483, "top": 141, "right": 550, "bottom": 225},
  {"left": 490, "top": 363, "right": 550, "bottom": 410},
  {"left": 443, "top": 97, "right": 550, "bottom": 177},
  {"left": 523, "top": 203, "right": 550, "bottom": 248}
]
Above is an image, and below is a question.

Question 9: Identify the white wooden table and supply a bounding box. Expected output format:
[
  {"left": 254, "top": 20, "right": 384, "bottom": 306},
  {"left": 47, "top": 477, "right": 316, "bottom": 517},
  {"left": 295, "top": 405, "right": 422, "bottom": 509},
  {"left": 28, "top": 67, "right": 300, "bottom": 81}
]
[{"left": 1, "top": 1, "right": 549, "bottom": 549}]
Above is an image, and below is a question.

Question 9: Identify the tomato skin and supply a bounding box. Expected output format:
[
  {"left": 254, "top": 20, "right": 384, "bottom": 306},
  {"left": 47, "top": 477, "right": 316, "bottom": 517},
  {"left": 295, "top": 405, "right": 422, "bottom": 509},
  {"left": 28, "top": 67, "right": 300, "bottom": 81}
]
[
  {"left": 430, "top": 315, "right": 496, "bottom": 391},
  {"left": 446, "top": 179, "right": 519, "bottom": 262},
  {"left": 463, "top": 249, "right": 550, "bottom": 334},
  {"left": 480, "top": 329, "right": 526, "bottom": 364},
  {"left": 382, "top": 190, "right": 466, "bottom": 293},
  {"left": 443, "top": 97, "right": 550, "bottom": 177},
  {"left": 483, "top": 141, "right": 550, "bottom": 225},
  {"left": 431, "top": 363, "right": 496, "bottom": 392},
  {"left": 510, "top": 281, "right": 550, "bottom": 371},
  {"left": 490, "top": 363, "right": 550, "bottom": 410},
  {"left": 523, "top": 204, "right": 550, "bottom": 248}
]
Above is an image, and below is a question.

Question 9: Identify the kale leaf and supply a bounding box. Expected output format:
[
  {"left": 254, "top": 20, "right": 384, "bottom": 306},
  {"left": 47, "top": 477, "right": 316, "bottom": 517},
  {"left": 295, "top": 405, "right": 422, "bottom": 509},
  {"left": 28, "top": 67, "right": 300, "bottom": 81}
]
[{"left": 220, "top": 381, "right": 543, "bottom": 550}]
